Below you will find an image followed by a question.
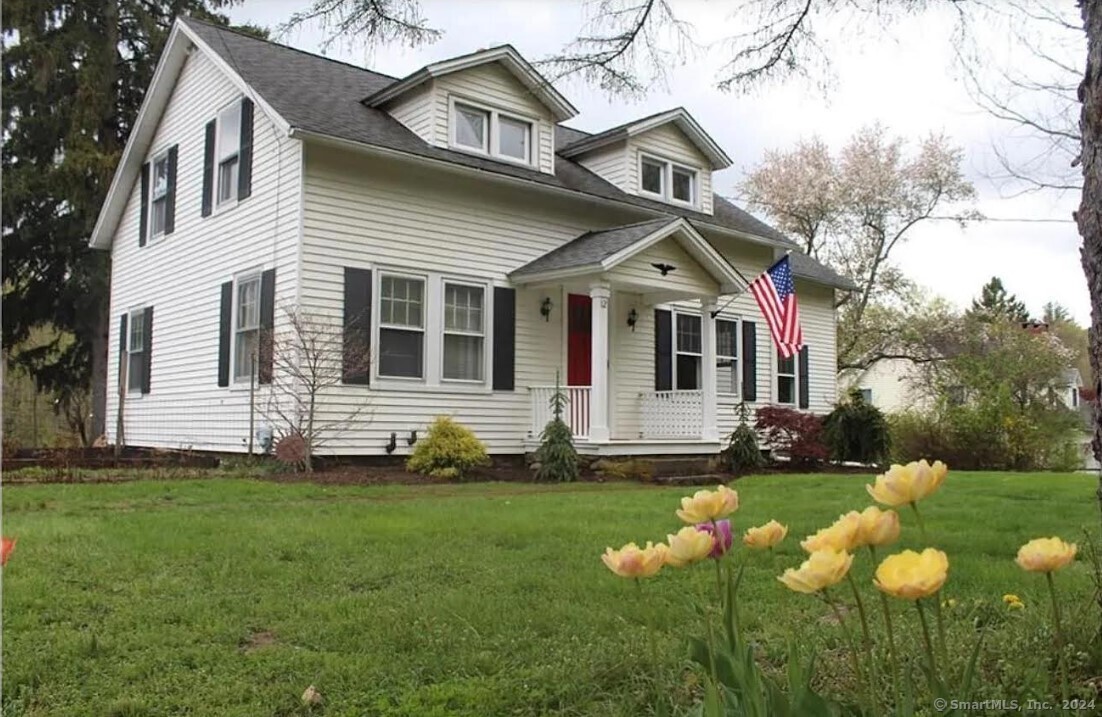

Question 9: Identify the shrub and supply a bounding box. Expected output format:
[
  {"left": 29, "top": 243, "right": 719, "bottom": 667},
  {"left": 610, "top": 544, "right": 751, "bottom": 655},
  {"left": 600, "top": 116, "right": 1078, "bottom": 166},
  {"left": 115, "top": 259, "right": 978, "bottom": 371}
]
[
  {"left": 754, "top": 405, "right": 827, "bottom": 468},
  {"left": 593, "top": 458, "right": 654, "bottom": 482},
  {"left": 823, "top": 388, "right": 891, "bottom": 465},
  {"left": 534, "top": 384, "right": 579, "bottom": 482},
  {"left": 725, "top": 402, "right": 764, "bottom": 474},
  {"left": 406, "top": 416, "right": 490, "bottom": 479}
]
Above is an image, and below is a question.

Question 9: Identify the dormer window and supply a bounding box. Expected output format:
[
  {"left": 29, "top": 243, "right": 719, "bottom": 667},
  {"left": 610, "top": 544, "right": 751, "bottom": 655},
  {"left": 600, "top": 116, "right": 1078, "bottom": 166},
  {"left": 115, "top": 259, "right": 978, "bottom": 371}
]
[
  {"left": 639, "top": 153, "right": 699, "bottom": 207},
  {"left": 450, "top": 100, "right": 533, "bottom": 165}
]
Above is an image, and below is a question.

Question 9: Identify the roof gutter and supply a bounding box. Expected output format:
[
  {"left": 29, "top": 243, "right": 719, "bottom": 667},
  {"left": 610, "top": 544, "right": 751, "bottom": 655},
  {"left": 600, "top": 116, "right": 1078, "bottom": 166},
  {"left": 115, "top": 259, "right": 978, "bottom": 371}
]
[{"left": 287, "top": 127, "right": 850, "bottom": 290}]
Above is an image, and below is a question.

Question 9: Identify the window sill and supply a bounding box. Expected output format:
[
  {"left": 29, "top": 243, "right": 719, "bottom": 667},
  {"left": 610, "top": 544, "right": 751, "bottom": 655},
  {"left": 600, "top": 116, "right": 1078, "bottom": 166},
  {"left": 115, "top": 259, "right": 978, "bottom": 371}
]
[{"left": 367, "top": 379, "right": 493, "bottom": 395}]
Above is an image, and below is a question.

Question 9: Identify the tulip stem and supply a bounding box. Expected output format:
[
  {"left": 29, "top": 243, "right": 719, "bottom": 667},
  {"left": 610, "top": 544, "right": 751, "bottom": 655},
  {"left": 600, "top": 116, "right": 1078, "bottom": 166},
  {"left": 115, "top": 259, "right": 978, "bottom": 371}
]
[
  {"left": 869, "top": 547, "right": 900, "bottom": 707},
  {"left": 1045, "top": 571, "right": 1069, "bottom": 701},
  {"left": 915, "top": 598, "right": 938, "bottom": 679},
  {"left": 909, "top": 502, "right": 928, "bottom": 544},
  {"left": 932, "top": 590, "right": 949, "bottom": 665},
  {"left": 845, "top": 571, "right": 880, "bottom": 713},
  {"left": 824, "top": 589, "right": 872, "bottom": 713}
]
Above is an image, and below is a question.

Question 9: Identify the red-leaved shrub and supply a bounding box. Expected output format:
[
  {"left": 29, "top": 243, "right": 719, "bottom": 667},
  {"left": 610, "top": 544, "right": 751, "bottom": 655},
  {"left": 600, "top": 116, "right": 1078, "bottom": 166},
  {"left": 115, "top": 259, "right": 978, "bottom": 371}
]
[{"left": 753, "top": 405, "right": 828, "bottom": 467}]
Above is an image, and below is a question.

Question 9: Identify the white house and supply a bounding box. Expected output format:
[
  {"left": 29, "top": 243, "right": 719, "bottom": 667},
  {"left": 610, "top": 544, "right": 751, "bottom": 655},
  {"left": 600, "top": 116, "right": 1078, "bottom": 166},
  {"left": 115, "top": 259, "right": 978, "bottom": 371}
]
[{"left": 89, "top": 17, "right": 853, "bottom": 457}]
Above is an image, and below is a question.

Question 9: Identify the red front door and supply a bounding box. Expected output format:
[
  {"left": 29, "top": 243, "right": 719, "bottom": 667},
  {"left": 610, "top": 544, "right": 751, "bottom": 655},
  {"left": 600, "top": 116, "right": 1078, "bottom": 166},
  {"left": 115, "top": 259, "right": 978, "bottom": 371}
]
[{"left": 567, "top": 294, "right": 592, "bottom": 386}]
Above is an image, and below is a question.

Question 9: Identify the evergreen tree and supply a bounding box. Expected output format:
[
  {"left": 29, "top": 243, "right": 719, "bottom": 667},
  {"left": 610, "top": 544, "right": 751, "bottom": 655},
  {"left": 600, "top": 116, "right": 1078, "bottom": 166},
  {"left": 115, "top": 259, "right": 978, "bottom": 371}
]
[
  {"left": 1, "top": 1, "right": 255, "bottom": 438},
  {"left": 969, "top": 277, "right": 1030, "bottom": 324},
  {"left": 535, "top": 374, "right": 579, "bottom": 482}
]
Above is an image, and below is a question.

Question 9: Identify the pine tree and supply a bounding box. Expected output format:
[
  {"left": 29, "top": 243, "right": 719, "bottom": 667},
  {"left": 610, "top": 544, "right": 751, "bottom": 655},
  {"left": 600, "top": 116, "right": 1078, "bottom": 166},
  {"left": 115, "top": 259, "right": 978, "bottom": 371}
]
[
  {"left": 969, "top": 277, "right": 1030, "bottom": 324},
  {"left": 1, "top": 1, "right": 257, "bottom": 439},
  {"left": 535, "top": 373, "right": 579, "bottom": 482}
]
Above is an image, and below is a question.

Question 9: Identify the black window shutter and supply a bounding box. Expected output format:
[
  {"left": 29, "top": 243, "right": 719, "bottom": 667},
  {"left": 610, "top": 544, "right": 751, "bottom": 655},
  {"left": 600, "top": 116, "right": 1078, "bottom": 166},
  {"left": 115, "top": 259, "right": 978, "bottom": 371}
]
[
  {"left": 798, "top": 346, "right": 810, "bottom": 409},
  {"left": 118, "top": 313, "right": 128, "bottom": 389},
  {"left": 343, "top": 267, "right": 372, "bottom": 384},
  {"left": 218, "top": 281, "right": 232, "bottom": 387},
  {"left": 492, "top": 287, "right": 516, "bottom": 391},
  {"left": 141, "top": 306, "right": 153, "bottom": 395},
  {"left": 258, "top": 268, "right": 276, "bottom": 384},
  {"left": 139, "top": 162, "right": 150, "bottom": 246},
  {"left": 164, "top": 145, "right": 178, "bottom": 235},
  {"left": 238, "top": 98, "right": 254, "bottom": 201},
  {"left": 742, "top": 320, "right": 757, "bottom": 402},
  {"left": 654, "top": 309, "right": 673, "bottom": 391},
  {"left": 202, "top": 121, "right": 216, "bottom": 217}
]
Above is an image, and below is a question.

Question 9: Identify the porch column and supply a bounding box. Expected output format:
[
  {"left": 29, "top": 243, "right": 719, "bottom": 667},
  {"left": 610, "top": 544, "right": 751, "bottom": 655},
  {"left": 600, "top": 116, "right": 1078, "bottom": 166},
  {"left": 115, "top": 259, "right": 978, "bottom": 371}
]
[
  {"left": 701, "top": 299, "right": 719, "bottom": 441},
  {"left": 589, "top": 283, "right": 612, "bottom": 442}
]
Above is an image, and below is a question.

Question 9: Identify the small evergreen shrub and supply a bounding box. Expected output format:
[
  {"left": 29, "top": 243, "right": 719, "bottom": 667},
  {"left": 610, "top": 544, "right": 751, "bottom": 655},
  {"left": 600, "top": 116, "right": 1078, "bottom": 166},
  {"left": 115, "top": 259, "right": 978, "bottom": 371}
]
[
  {"left": 406, "top": 416, "right": 490, "bottom": 479},
  {"left": 534, "top": 380, "right": 579, "bottom": 482},
  {"left": 823, "top": 388, "right": 892, "bottom": 465},
  {"left": 593, "top": 458, "right": 654, "bottom": 482},
  {"left": 725, "top": 402, "right": 764, "bottom": 474},
  {"left": 753, "top": 405, "right": 827, "bottom": 468}
]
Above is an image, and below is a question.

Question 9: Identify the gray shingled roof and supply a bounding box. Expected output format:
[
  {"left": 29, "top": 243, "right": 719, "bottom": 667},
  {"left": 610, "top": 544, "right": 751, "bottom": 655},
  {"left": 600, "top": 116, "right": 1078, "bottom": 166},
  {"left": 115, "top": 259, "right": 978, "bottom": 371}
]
[
  {"left": 182, "top": 18, "right": 854, "bottom": 291},
  {"left": 510, "top": 219, "right": 676, "bottom": 277}
]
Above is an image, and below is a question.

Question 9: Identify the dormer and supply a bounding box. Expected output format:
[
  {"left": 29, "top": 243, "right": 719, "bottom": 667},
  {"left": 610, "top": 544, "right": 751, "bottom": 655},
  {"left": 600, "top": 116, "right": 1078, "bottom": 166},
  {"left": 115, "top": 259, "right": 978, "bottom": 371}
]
[
  {"left": 559, "top": 108, "right": 731, "bottom": 215},
  {"left": 364, "top": 46, "right": 577, "bottom": 175}
]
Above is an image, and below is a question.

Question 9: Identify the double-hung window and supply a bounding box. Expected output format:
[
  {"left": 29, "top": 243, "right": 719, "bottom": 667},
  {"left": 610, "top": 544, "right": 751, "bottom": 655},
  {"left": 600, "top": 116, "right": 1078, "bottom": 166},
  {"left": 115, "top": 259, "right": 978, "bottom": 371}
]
[
  {"left": 716, "top": 318, "right": 738, "bottom": 395},
  {"left": 379, "top": 274, "right": 425, "bottom": 379},
  {"left": 777, "top": 350, "right": 796, "bottom": 404},
  {"left": 675, "top": 314, "right": 702, "bottom": 390},
  {"left": 452, "top": 101, "right": 533, "bottom": 165},
  {"left": 234, "top": 275, "right": 260, "bottom": 382},
  {"left": 149, "top": 152, "right": 169, "bottom": 238},
  {"left": 442, "top": 282, "right": 485, "bottom": 381},
  {"left": 127, "top": 310, "right": 146, "bottom": 392},
  {"left": 639, "top": 154, "right": 699, "bottom": 207},
  {"left": 216, "top": 103, "right": 242, "bottom": 206}
]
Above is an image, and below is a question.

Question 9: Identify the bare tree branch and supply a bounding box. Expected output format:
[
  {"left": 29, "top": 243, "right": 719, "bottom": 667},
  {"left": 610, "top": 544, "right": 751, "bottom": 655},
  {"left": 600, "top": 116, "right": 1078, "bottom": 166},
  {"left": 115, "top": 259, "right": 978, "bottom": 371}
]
[{"left": 280, "top": 0, "right": 442, "bottom": 52}]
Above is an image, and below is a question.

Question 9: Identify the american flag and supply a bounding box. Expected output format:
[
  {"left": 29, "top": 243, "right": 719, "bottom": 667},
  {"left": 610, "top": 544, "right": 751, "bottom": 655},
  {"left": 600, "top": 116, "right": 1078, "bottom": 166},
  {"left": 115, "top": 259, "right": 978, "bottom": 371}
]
[{"left": 749, "top": 255, "right": 803, "bottom": 358}]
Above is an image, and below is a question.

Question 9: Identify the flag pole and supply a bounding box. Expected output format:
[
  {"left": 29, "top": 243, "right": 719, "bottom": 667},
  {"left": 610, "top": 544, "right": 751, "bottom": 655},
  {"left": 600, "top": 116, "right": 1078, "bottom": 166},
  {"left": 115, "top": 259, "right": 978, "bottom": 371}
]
[{"left": 710, "top": 249, "right": 793, "bottom": 318}]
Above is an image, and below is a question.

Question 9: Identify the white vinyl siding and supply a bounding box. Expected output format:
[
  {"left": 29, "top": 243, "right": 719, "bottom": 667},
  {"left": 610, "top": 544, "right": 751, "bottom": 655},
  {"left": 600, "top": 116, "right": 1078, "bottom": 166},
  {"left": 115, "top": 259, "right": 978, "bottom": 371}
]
[
  {"left": 431, "top": 63, "right": 555, "bottom": 174},
  {"left": 384, "top": 83, "right": 435, "bottom": 141},
  {"left": 105, "top": 47, "right": 300, "bottom": 451},
  {"left": 574, "top": 142, "right": 629, "bottom": 188},
  {"left": 626, "top": 123, "right": 714, "bottom": 214}
]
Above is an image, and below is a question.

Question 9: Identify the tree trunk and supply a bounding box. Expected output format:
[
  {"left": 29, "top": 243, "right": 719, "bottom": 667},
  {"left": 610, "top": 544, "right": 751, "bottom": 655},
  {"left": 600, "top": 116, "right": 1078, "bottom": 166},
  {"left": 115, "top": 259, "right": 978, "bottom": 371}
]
[
  {"left": 1077, "top": 0, "right": 1102, "bottom": 525},
  {"left": 90, "top": 308, "right": 108, "bottom": 442}
]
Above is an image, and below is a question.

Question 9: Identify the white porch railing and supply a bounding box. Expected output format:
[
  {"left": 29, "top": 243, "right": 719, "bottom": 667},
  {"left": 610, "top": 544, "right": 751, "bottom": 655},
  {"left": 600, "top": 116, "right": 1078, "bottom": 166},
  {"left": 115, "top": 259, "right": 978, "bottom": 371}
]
[
  {"left": 529, "top": 386, "right": 591, "bottom": 439},
  {"left": 639, "top": 390, "right": 704, "bottom": 439}
]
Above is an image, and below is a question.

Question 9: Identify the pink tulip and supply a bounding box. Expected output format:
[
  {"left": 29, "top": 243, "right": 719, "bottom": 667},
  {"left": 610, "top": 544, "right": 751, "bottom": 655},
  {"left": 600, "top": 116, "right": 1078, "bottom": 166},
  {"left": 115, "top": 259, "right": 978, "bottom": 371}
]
[{"left": 696, "top": 520, "right": 733, "bottom": 558}]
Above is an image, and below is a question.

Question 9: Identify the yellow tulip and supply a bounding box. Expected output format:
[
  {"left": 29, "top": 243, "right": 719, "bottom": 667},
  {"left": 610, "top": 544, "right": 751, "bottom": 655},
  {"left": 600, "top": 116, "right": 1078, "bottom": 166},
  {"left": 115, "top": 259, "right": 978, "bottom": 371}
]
[
  {"left": 601, "top": 541, "right": 665, "bottom": 578},
  {"left": 1002, "top": 593, "right": 1021, "bottom": 604},
  {"left": 676, "top": 485, "right": 739, "bottom": 524},
  {"left": 1015, "top": 537, "right": 1077, "bottom": 573},
  {"left": 665, "top": 527, "right": 716, "bottom": 567},
  {"left": 874, "top": 548, "right": 949, "bottom": 600},
  {"left": 866, "top": 459, "right": 948, "bottom": 507},
  {"left": 857, "top": 506, "right": 901, "bottom": 548},
  {"left": 777, "top": 549, "right": 854, "bottom": 594},
  {"left": 1008, "top": 600, "right": 1024, "bottom": 610},
  {"left": 743, "top": 520, "right": 788, "bottom": 549},
  {"left": 801, "top": 511, "right": 861, "bottom": 553}
]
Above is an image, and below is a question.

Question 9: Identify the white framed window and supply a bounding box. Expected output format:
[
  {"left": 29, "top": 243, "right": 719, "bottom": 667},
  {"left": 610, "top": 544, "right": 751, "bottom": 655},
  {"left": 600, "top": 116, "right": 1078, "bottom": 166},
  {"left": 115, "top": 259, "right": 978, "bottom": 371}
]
[
  {"left": 497, "top": 115, "right": 531, "bottom": 163},
  {"left": 216, "top": 102, "right": 242, "bottom": 206},
  {"left": 716, "top": 318, "right": 738, "bottom": 395},
  {"left": 379, "top": 273, "right": 426, "bottom": 379},
  {"left": 442, "top": 282, "right": 485, "bottom": 382},
  {"left": 671, "top": 165, "right": 696, "bottom": 204},
  {"left": 450, "top": 99, "right": 534, "bottom": 166},
  {"left": 641, "top": 156, "right": 665, "bottom": 196},
  {"left": 127, "top": 309, "right": 146, "bottom": 392},
  {"left": 859, "top": 388, "right": 873, "bottom": 403},
  {"left": 233, "top": 274, "right": 261, "bottom": 383},
  {"left": 777, "top": 350, "right": 796, "bottom": 405},
  {"left": 639, "top": 153, "right": 701, "bottom": 208},
  {"left": 454, "top": 103, "right": 489, "bottom": 153},
  {"left": 149, "top": 152, "right": 169, "bottom": 239},
  {"left": 675, "top": 313, "right": 702, "bottom": 390}
]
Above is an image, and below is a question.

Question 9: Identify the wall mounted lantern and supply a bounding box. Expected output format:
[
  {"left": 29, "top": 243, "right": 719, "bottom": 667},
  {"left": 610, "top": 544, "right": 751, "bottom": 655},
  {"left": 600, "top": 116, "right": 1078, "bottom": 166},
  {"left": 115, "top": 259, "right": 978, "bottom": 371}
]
[
  {"left": 540, "top": 297, "right": 553, "bottom": 321},
  {"left": 627, "top": 308, "right": 638, "bottom": 332}
]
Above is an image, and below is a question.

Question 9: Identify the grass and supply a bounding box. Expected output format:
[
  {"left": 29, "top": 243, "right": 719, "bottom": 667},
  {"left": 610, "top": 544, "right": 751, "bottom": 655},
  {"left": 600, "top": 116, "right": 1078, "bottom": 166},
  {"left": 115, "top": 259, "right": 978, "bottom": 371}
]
[{"left": 2, "top": 472, "right": 1099, "bottom": 716}]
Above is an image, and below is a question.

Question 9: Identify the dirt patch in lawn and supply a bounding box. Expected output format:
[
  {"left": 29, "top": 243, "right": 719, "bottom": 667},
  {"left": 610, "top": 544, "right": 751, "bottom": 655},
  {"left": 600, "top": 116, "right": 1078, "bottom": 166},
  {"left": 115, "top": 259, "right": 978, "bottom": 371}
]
[{"left": 239, "top": 630, "right": 278, "bottom": 653}]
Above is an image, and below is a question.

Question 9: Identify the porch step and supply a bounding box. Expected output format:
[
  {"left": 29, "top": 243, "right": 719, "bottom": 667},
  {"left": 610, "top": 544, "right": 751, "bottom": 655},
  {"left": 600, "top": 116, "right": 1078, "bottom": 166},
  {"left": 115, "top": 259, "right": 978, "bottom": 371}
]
[{"left": 652, "top": 473, "right": 730, "bottom": 487}]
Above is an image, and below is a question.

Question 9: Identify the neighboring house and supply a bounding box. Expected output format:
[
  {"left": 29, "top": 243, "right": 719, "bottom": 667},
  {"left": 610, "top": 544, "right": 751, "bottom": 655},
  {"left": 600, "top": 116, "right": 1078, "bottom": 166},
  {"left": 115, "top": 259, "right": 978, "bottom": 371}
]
[{"left": 89, "top": 17, "right": 853, "bottom": 457}]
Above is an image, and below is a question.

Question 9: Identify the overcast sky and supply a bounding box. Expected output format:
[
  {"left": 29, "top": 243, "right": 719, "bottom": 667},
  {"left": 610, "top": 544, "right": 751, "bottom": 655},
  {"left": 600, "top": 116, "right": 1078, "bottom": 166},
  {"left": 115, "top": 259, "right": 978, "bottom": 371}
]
[{"left": 229, "top": 0, "right": 1090, "bottom": 324}]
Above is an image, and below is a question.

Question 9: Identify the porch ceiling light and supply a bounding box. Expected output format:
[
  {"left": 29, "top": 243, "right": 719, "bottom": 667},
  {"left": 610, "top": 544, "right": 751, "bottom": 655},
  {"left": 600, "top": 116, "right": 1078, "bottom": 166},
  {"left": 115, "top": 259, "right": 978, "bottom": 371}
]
[
  {"left": 540, "top": 296, "right": 553, "bottom": 321},
  {"left": 651, "top": 262, "right": 677, "bottom": 276},
  {"left": 627, "top": 308, "right": 638, "bottom": 331}
]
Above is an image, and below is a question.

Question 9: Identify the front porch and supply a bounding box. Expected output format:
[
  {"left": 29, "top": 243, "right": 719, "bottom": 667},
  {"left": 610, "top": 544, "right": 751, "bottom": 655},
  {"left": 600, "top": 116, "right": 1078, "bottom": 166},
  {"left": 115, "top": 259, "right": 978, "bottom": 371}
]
[{"left": 510, "top": 217, "right": 745, "bottom": 455}]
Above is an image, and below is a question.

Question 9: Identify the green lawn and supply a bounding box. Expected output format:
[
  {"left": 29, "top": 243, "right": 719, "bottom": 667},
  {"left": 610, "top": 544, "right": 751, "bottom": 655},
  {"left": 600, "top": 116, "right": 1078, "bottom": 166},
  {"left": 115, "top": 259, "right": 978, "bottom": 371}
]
[{"left": 2, "top": 472, "right": 1099, "bottom": 716}]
